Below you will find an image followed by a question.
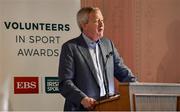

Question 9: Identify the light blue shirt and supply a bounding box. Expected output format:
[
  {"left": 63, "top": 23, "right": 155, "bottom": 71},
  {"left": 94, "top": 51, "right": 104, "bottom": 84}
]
[{"left": 82, "top": 33, "right": 106, "bottom": 97}]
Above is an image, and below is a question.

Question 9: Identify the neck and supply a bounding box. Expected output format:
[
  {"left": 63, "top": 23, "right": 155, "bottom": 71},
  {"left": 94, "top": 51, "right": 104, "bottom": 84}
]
[{"left": 83, "top": 32, "right": 99, "bottom": 42}]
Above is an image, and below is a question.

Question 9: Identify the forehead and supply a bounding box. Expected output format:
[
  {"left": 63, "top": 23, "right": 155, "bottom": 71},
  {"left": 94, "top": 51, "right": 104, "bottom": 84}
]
[{"left": 89, "top": 10, "right": 103, "bottom": 19}]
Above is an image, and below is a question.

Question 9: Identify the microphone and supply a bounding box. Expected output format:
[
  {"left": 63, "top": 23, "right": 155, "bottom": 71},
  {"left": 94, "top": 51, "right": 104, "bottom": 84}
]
[
  {"left": 105, "top": 52, "right": 113, "bottom": 62},
  {"left": 103, "top": 51, "right": 113, "bottom": 98}
]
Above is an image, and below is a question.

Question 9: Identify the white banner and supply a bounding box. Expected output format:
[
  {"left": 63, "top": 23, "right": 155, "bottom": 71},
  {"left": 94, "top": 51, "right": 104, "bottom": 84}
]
[{"left": 0, "top": 0, "right": 80, "bottom": 111}]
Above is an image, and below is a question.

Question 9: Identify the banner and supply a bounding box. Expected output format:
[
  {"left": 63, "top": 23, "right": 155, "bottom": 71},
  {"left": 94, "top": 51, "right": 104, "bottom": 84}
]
[{"left": 0, "top": 0, "right": 80, "bottom": 111}]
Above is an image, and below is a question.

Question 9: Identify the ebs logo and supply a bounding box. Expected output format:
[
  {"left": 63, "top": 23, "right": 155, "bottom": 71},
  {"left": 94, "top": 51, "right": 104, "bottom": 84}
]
[{"left": 14, "top": 77, "right": 39, "bottom": 94}]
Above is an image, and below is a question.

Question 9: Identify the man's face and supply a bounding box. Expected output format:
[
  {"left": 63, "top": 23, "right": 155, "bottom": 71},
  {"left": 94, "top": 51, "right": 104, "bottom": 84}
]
[{"left": 82, "top": 10, "right": 104, "bottom": 41}]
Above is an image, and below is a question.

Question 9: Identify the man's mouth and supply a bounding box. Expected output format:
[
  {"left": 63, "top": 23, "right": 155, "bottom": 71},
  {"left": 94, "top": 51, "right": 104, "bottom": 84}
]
[{"left": 98, "top": 28, "right": 103, "bottom": 32}]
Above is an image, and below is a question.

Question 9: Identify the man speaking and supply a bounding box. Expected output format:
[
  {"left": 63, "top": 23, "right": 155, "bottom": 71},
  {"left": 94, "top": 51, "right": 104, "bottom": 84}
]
[{"left": 58, "top": 7, "right": 136, "bottom": 111}]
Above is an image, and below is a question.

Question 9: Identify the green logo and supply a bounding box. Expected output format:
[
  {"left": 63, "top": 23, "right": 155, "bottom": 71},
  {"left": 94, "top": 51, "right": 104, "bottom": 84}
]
[{"left": 45, "top": 77, "right": 59, "bottom": 93}]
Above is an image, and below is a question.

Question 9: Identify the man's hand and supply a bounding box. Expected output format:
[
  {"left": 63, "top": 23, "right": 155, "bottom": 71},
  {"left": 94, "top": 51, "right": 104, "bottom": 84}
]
[{"left": 81, "top": 96, "right": 96, "bottom": 110}]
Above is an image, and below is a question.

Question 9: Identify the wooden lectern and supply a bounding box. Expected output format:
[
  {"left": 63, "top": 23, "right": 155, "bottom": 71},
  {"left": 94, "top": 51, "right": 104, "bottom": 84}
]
[{"left": 95, "top": 83, "right": 180, "bottom": 111}]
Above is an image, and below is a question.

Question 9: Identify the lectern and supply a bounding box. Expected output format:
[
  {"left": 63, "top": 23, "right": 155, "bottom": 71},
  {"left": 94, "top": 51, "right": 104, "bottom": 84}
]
[{"left": 95, "top": 83, "right": 180, "bottom": 111}]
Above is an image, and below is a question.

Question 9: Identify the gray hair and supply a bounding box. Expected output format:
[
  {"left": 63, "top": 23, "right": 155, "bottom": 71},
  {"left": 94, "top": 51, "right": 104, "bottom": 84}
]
[{"left": 77, "top": 7, "right": 100, "bottom": 32}]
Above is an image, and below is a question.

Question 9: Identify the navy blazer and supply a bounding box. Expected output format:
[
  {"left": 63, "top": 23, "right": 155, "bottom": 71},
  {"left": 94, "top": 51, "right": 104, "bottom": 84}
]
[{"left": 58, "top": 34, "right": 136, "bottom": 111}]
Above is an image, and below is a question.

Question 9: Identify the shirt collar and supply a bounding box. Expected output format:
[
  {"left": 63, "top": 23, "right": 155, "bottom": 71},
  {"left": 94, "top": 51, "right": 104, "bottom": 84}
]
[{"left": 82, "top": 33, "right": 100, "bottom": 49}]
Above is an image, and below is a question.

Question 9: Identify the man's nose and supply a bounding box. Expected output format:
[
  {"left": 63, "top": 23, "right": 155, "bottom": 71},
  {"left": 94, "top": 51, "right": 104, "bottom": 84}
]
[{"left": 98, "top": 20, "right": 104, "bottom": 27}]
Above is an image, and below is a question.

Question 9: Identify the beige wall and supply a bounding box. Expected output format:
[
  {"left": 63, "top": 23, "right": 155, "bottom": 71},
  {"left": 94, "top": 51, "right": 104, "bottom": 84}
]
[{"left": 81, "top": 0, "right": 180, "bottom": 83}]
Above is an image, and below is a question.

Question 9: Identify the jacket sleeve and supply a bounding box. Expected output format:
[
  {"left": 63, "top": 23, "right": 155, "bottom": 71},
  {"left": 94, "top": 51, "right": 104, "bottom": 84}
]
[
  {"left": 110, "top": 41, "right": 137, "bottom": 82},
  {"left": 58, "top": 43, "right": 87, "bottom": 107}
]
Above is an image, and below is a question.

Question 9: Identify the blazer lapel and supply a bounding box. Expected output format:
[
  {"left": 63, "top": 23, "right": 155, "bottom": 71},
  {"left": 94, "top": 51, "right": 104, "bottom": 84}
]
[
  {"left": 99, "top": 40, "right": 108, "bottom": 66},
  {"left": 77, "top": 36, "right": 100, "bottom": 87}
]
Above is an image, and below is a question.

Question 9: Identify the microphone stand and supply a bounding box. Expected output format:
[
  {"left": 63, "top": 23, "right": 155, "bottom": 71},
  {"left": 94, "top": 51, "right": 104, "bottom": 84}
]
[{"left": 103, "top": 51, "right": 113, "bottom": 98}]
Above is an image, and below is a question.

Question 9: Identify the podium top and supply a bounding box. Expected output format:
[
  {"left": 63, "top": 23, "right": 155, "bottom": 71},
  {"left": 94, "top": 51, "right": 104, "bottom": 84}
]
[
  {"left": 120, "top": 82, "right": 180, "bottom": 87},
  {"left": 95, "top": 94, "right": 120, "bottom": 105}
]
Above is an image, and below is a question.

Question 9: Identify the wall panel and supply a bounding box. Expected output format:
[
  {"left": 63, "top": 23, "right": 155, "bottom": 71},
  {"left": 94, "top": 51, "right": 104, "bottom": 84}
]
[{"left": 81, "top": 0, "right": 180, "bottom": 83}]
